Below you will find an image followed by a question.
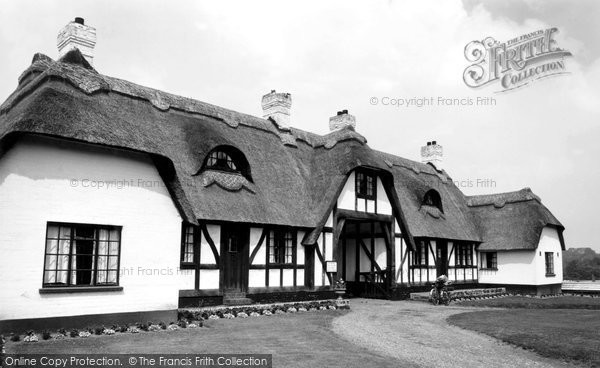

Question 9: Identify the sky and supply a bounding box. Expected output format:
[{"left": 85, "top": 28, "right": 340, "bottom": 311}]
[{"left": 0, "top": 0, "right": 598, "bottom": 250}]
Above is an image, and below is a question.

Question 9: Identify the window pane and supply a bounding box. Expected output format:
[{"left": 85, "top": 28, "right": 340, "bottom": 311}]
[
  {"left": 46, "top": 239, "right": 58, "bottom": 254},
  {"left": 96, "top": 270, "right": 107, "bottom": 284},
  {"left": 98, "top": 229, "right": 109, "bottom": 242},
  {"left": 109, "top": 229, "right": 120, "bottom": 241},
  {"left": 57, "top": 254, "right": 69, "bottom": 270},
  {"left": 109, "top": 242, "right": 119, "bottom": 255},
  {"left": 47, "top": 226, "right": 59, "bottom": 239},
  {"left": 56, "top": 270, "right": 68, "bottom": 285},
  {"left": 58, "top": 239, "right": 70, "bottom": 254},
  {"left": 45, "top": 255, "right": 57, "bottom": 271},
  {"left": 98, "top": 242, "right": 109, "bottom": 256},
  {"left": 97, "top": 255, "right": 108, "bottom": 270},
  {"left": 43, "top": 269, "right": 56, "bottom": 284},
  {"left": 108, "top": 256, "right": 119, "bottom": 269},
  {"left": 107, "top": 271, "right": 118, "bottom": 284}
]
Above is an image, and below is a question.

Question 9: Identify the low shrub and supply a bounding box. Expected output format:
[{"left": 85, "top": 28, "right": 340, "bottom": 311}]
[
  {"left": 42, "top": 330, "right": 52, "bottom": 340},
  {"left": 10, "top": 334, "right": 20, "bottom": 342},
  {"left": 69, "top": 329, "right": 79, "bottom": 338},
  {"left": 94, "top": 327, "right": 104, "bottom": 335}
]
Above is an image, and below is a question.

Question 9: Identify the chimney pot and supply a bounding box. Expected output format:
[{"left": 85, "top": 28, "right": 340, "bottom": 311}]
[{"left": 57, "top": 18, "right": 97, "bottom": 66}]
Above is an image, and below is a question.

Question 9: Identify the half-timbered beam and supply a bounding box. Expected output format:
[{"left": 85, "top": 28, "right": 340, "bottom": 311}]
[{"left": 200, "top": 223, "right": 220, "bottom": 266}]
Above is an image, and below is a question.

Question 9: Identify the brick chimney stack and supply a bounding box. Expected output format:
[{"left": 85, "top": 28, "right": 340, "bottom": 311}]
[
  {"left": 57, "top": 17, "right": 97, "bottom": 66},
  {"left": 329, "top": 110, "right": 356, "bottom": 131},
  {"left": 421, "top": 141, "right": 443, "bottom": 169},
  {"left": 261, "top": 90, "right": 292, "bottom": 130}
]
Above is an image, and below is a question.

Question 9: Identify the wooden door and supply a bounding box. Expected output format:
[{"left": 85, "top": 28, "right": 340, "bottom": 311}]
[
  {"left": 221, "top": 224, "right": 249, "bottom": 291},
  {"left": 436, "top": 241, "right": 448, "bottom": 277}
]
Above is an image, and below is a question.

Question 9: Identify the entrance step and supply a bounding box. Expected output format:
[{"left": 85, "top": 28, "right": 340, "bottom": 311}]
[
  {"left": 222, "top": 290, "right": 253, "bottom": 306},
  {"left": 223, "top": 297, "right": 254, "bottom": 306}
]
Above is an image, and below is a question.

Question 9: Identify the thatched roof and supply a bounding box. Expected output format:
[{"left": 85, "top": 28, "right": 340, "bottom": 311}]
[
  {"left": 467, "top": 188, "right": 565, "bottom": 251},
  {"left": 0, "top": 49, "right": 565, "bottom": 251}
]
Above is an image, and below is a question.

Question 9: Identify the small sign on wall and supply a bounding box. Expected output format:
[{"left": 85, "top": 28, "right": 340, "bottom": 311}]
[{"left": 326, "top": 261, "right": 338, "bottom": 273}]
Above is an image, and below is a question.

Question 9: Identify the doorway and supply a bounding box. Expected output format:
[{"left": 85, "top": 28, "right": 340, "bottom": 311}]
[
  {"left": 220, "top": 224, "right": 249, "bottom": 291},
  {"left": 436, "top": 241, "right": 448, "bottom": 277}
]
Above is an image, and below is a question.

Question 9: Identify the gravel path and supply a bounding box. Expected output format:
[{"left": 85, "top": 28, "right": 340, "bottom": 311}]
[{"left": 332, "top": 299, "right": 573, "bottom": 368}]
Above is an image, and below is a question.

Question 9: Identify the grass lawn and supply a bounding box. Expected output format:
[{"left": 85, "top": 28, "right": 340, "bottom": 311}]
[
  {"left": 6, "top": 310, "right": 402, "bottom": 368},
  {"left": 448, "top": 308, "right": 600, "bottom": 366},
  {"left": 456, "top": 295, "right": 600, "bottom": 309}
]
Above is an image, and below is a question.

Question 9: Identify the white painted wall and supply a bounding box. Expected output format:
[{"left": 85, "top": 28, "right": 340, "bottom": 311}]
[
  {"left": 0, "top": 136, "right": 188, "bottom": 321},
  {"left": 535, "top": 227, "right": 563, "bottom": 284},
  {"left": 374, "top": 237, "right": 387, "bottom": 270},
  {"left": 478, "top": 250, "right": 537, "bottom": 285},
  {"left": 337, "top": 172, "right": 356, "bottom": 211},
  {"left": 376, "top": 178, "right": 392, "bottom": 215},
  {"left": 479, "top": 226, "right": 563, "bottom": 286},
  {"left": 336, "top": 171, "right": 393, "bottom": 215}
]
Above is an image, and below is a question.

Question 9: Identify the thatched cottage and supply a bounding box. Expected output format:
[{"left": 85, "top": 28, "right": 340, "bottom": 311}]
[{"left": 0, "top": 19, "right": 565, "bottom": 330}]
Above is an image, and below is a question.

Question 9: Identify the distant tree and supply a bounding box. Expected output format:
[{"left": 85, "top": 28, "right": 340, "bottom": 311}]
[{"left": 563, "top": 248, "right": 600, "bottom": 280}]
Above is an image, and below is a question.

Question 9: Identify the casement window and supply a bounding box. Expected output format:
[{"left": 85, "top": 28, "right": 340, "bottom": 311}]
[
  {"left": 413, "top": 240, "right": 429, "bottom": 266},
  {"left": 43, "top": 223, "right": 121, "bottom": 287},
  {"left": 455, "top": 244, "right": 473, "bottom": 266},
  {"left": 481, "top": 252, "right": 497, "bottom": 270},
  {"left": 356, "top": 170, "right": 376, "bottom": 200},
  {"left": 268, "top": 230, "right": 295, "bottom": 265},
  {"left": 181, "top": 224, "right": 196, "bottom": 267},
  {"left": 545, "top": 252, "right": 555, "bottom": 276}
]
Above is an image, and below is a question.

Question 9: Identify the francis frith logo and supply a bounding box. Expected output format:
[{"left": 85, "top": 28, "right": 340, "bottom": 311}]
[{"left": 463, "top": 28, "right": 572, "bottom": 92}]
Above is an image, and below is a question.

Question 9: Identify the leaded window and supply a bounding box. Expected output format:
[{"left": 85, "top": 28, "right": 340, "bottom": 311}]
[
  {"left": 43, "top": 223, "right": 121, "bottom": 287},
  {"left": 482, "top": 252, "right": 497, "bottom": 270},
  {"left": 413, "top": 240, "right": 429, "bottom": 266},
  {"left": 181, "top": 225, "right": 195, "bottom": 264},
  {"left": 269, "top": 230, "right": 295, "bottom": 265},
  {"left": 206, "top": 150, "right": 237, "bottom": 171},
  {"left": 455, "top": 244, "right": 473, "bottom": 266},
  {"left": 545, "top": 252, "right": 555, "bottom": 276},
  {"left": 356, "top": 170, "right": 376, "bottom": 200}
]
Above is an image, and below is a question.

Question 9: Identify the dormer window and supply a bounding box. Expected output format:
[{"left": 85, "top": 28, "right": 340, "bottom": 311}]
[
  {"left": 200, "top": 146, "right": 252, "bottom": 181},
  {"left": 206, "top": 151, "right": 237, "bottom": 171},
  {"left": 423, "top": 189, "right": 443, "bottom": 212},
  {"left": 356, "top": 170, "right": 376, "bottom": 200}
]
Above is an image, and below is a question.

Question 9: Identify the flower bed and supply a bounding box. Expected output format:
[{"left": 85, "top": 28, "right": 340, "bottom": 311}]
[
  {"left": 4, "top": 300, "right": 349, "bottom": 344},
  {"left": 178, "top": 299, "right": 349, "bottom": 322}
]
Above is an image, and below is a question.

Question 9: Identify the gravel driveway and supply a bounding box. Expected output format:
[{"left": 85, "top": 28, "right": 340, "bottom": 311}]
[{"left": 332, "top": 299, "right": 573, "bottom": 368}]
